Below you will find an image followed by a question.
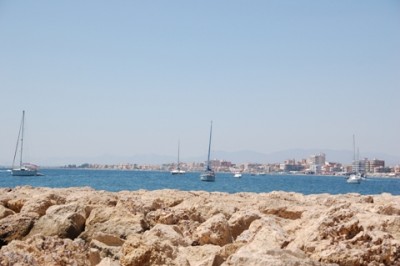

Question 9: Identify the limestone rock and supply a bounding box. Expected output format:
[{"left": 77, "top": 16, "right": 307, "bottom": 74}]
[
  {"left": 0, "top": 186, "right": 399, "bottom": 266},
  {"left": 20, "top": 192, "right": 66, "bottom": 216},
  {"left": 27, "top": 203, "right": 87, "bottom": 239},
  {"left": 193, "top": 213, "right": 233, "bottom": 246},
  {"left": 228, "top": 210, "right": 260, "bottom": 239},
  {"left": 120, "top": 224, "right": 189, "bottom": 265},
  {"left": 0, "top": 213, "right": 36, "bottom": 246},
  {"left": 0, "top": 235, "right": 89, "bottom": 265},
  {"left": 80, "top": 205, "right": 147, "bottom": 242},
  {"left": 0, "top": 205, "right": 14, "bottom": 219}
]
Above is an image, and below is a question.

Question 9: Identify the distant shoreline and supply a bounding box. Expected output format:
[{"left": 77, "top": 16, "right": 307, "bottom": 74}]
[{"left": 2, "top": 167, "right": 399, "bottom": 179}]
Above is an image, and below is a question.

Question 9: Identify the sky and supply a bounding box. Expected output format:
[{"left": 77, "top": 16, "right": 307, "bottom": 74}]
[{"left": 0, "top": 1, "right": 399, "bottom": 166}]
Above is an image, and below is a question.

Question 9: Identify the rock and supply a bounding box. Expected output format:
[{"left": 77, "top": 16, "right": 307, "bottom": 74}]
[
  {"left": 120, "top": 224, "right": 189, "bottom": 265},
  {"left": 97, "top": 257, "right": 121, "bottom": 266},
  {"left": 80, "top": 205, "right": 147, "bottom": 242},
  {"left": 0, "top": 186, "right": 400, "bottom": 265},
  {"left": 228, "top": 210, "right": 260, "bottom": 239},
  {"left": 0, "top": 213, "right": 36, "bottom": 246},
  {"left": 26, "top": 203, "right": 87, "bottom": 239},
  {"left": 0, "top": 235, "right": 89, "bottom": 265},
  {"left": 20, "top": 192, "right": 66, "bottom": 216},
  {"left": 0, "top": 205, "right": 14, "bottom": 219},
  {"left": 93, "top": 232, "right": 125, "bottom": 246},
  {"left": 224, "top": 249, "right": 332, "bottom": 266},
  {"left": 175, "top": 245, "right": 221, "bottom": 266},
  {"left": 193, "top": 213, "right": 233, "bottom": 246},
  {"left": 5, "top": 198, "right": 26, "bottom": 213},
  {"left": 90, "top": 239, "right": 122, "bottom": 261}
]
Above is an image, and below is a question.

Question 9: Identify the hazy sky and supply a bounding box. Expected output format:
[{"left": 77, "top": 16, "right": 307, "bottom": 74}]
[{"left": 1, "top": 1, "right": 399, "bottom": 165}]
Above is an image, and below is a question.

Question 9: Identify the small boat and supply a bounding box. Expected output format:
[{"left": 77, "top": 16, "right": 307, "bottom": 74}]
[
  {"left": 347, "top": 135, "right": 361, "bottom": 184},
  {"left": 171, "top": 141, "right": 185, "bottom": 175},
  {"left": 11, "top": 111, "right": 38, "bottom": 176},
  {"left": 347, "top": 173, "right": 361, "bottom": 184},
  {"left": 200, "top": 121, "right": 215, "bottom": 182},
  {"left": 233, "top": 172, "right": 242, "bottom": 178},
  {"left": 171, "top": 169, "right": 186, "bottom": 175}
]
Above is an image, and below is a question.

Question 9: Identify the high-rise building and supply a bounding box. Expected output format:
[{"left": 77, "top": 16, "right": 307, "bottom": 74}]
[
  {"left": 308, "top": 153, "right": 326, "bottom": 174},
  {"left": 308, "top": 153, "right": 326, "bottom": 166}
]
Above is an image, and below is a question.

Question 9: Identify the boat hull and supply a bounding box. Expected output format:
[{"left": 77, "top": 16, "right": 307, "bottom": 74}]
[
  {"left": 347, "top": 174, "right": 361, "bottom": 184},
  {"left": 200, "top": 171, "right": 215, "bottom": 182},
  {"left": 171, "top": 170, "right": 186, "bottom": 175},
  {"left": 12, "top": 168, "right": 37, "bottom": 176}
]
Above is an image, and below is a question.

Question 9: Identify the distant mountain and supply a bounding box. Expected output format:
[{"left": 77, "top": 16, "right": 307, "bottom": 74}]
[
  {"left": 21, "top": 149, "right": 400, "bottom": 167},
  {"left": 37, "top": 154, "right": 176, "bottom": 166}
]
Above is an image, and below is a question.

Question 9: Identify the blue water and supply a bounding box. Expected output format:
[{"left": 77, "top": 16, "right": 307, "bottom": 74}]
[{"left": 0, "top": 169, "right": 399, "bottom": 195}]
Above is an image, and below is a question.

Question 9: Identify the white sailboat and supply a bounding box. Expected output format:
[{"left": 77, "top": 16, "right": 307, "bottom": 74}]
[
  {"left": 347, "top": 134, "right": 361, "bottom": 184},
  {"left": 171, "top": 140, "right": 185, "bottom": 175},
  {"left": 233, "top": 172, "right": 242, "bottom": 178},
  {"left": 200, "top": 121, "right": 215, "bottom": 182},
  {"left": 11, "top": 110, "right": 38, "bottom": 176}
]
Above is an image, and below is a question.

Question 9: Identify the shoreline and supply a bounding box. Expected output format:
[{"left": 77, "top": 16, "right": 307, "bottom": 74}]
[{"left": 2, "top": 167, "right": 400, "bottom": 179}]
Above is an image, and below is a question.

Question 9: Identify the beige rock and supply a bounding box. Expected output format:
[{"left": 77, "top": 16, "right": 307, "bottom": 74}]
[
  {"left": 228, "top": 209, "right": 260, "bottom": 239},
  {"left": 27, "top": 203, "right": 87, "bottom": 239},
  {"left": 120, "top": 224, "right": 188, "bottom": 265},
  {"left": 193, "top": 213, "right": 233, "bottom": 246},
  {"left": 81, "top": 206, "right": 147, "bottom": 242},
  {"left": 5, "top": 198, "right": 26, "bottom": 213},
  {"left": 90, "top": 239, "right": 121, "bottom": 261},
  {"left": 175, "top": 245, "right": 221, "bottom": 266},
  {"left": 98, "top": 257, "right": 121, "bottom": 266},
  {"left": 0, "top": 205, "right": 14, "bottom": 219},
  {"left": 20, "top": 192, "right": 66, "bottom": 216},
  {"left": 0, "top": 235, "right": 89, "bottom": 265},
  {"left": 0, "top": 187, "right": 399, "bottom": 266},
  {"left": 0, "top": 213, "right": 37, "bottom": 246}
]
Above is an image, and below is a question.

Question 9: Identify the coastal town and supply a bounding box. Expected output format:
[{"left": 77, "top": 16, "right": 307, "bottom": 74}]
[{"left": 64, "top": 153, "right": 400, "bottom": 178}]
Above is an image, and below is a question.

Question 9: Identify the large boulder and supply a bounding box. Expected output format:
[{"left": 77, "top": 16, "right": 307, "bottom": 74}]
[
  {"left": 193, "top": 213, "right": 233, "bottom": 246},
  {"left": 80, "top": 206, "right": 147, "bottom": 242},
  {"left": 120, "top": 224, "right": 189, "bottom": 266},
  {"left": 20, "top": 192, "right": 66, "bottom": 216},
  {"left": 0, "top": 213, "right": 37, "bottom": 246},
  {"left": 0, "top": 235, "right": 89, "bottom": 265},
  {"left": 26, "top": 203, "right": 88, "bottom": 239}
]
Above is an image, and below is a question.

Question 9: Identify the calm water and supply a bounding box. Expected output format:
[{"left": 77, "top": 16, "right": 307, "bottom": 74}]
[{"left": 0, "top": 169, "right": 399, "bottom": 195}]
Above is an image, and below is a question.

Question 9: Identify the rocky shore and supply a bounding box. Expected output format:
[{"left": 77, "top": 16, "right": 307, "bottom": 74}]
[{"left": 0, "top": 186, "right": 399, "bottom": 265}]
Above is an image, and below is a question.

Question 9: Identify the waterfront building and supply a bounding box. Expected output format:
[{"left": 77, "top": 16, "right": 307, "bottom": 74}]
[
  {"left": 308, "top": 153, "right": 326, "bottom": 174},
  {"left": 368, "top": 159, "right": 385, "bottom": 173}
]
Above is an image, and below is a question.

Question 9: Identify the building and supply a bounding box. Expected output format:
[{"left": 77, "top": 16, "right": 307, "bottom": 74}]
[
  {"left": 368, "top": 159, "right": 385, "bottom": 173},
  {"left": 308, "top": 153, "right": 326, "bottom": 174},
  {"left": 308, "top": 153, "right": 326, "bottom": 166}
]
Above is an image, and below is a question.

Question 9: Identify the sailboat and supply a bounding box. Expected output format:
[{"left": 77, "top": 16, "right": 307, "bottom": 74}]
[
  {"left": 11, "top": 111, "right": 38, "bottom": 176},
  {"left": 171, "top": 140, "right": 185, "bottom": 175},
  {"left": 200, "top": 121, "right": 215, "bottom": 182},
  {"left": 347, "top": 134, "right": 361, "bottom": 184}
]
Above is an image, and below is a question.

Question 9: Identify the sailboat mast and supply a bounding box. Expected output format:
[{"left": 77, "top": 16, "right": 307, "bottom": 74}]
[
  {"left": 207, "top": 121, "right": 213, "bottom": 170},
  {"left": 20, "top": 110, "right": 25, "bottom": 167},
  {"left": 12, "top": 111, "right": 24, "bottom": 169},
  {"left": 177, "top": 140, "right": 180, "bottom": 170},
  {"left": 353, "top": 134, "right": 356, "bottom": 162}
]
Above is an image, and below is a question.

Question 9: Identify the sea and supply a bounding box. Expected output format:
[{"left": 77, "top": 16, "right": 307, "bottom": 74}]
[{"left": 0, "top": 169, "right": 399, "bottom": 195}]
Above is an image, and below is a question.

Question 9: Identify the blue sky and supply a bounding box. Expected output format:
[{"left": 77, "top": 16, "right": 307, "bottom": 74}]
[{"left": 0, "top": 1, "right": 399, "bottom": 165}]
